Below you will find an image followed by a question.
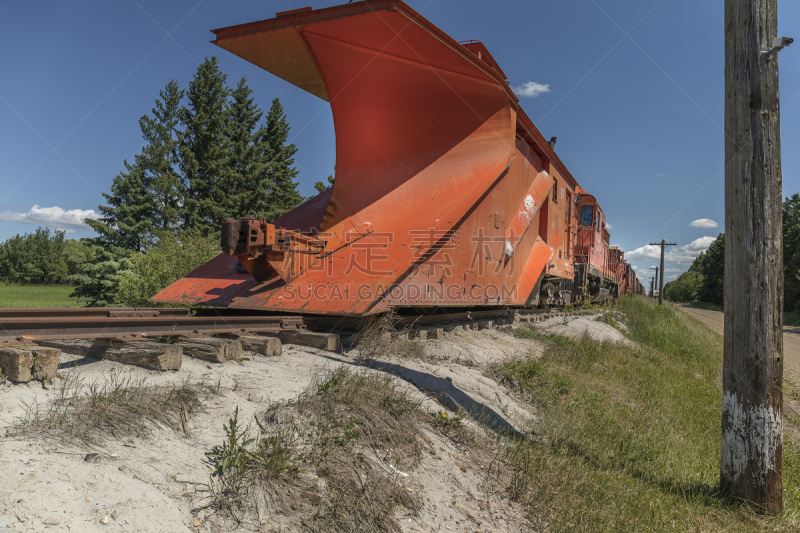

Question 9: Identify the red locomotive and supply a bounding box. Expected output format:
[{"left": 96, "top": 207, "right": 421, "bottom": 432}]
[{"left": 153, "top": 1, "right": 637, "bottom": 315}]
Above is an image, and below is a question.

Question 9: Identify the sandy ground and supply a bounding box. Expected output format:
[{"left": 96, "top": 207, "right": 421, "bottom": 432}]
[{"left": 0, "top": 313, "right": 625, "bottom": 533}]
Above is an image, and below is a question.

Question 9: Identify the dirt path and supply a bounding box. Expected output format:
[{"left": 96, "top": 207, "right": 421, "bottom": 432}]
[{"left": 677, "top": 303, "right": 800, "bottom": 420}]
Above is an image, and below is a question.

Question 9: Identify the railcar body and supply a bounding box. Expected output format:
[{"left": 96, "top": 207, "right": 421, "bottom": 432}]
[{"left": 152, "top": 0, "right": 636, "bottom": 315}]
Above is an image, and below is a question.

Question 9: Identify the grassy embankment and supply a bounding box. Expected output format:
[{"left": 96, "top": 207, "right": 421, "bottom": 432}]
[
  {"left": 0, "top": 285, "right": 79, "bottom": 308},
  {"left": 497, "top": 295, "right": 800, "bottom": 531}
]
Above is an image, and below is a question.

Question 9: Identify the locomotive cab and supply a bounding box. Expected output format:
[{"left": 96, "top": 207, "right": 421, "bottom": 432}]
[{"left": 572, "top": 191, "right": 618, "bottom": 303}]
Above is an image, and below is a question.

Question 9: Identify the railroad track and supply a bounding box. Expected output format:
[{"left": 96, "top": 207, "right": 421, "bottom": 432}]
[
  {"left": 0, "top": 305, "right": 573, "bottom": 348},
  {"left": 0, "top": 305, "right": 585, "bottom": 383},
  {"left": 0, "top": 307, "right": 303, "bottom": 348}
]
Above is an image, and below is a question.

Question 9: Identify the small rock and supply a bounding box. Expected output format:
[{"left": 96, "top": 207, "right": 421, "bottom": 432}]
[
  {"left": 84, "top": 453, "right": 100, "bottom": 462},
  {"left": 479, "top": 502, "right": 485, "bottom": 510},
  {"left": 406, "top": 487, "right": 413, "bottom": 492},
  {"left": 99, "top": 516, "right": 109, "bottom": 524},
  {"left": 85, "top": 497, "right": 92, "bottom": 503},
  {"left": 193, "top": 520, "right": 200, "bottom": 527},
  {"left": 460, "top": 465, "right": 467, "bottom": 472},
  {"left": 300, "top": 491, "right": 320, "bottom": 505}
]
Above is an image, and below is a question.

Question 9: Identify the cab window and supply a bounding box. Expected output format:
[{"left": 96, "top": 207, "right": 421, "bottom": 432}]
[{"left": 580, "top": 205, "right": 593, "bottom": 226}]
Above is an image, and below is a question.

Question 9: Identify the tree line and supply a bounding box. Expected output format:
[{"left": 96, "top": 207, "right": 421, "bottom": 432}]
[
  {"left": 665, "top": 193, "right": 800, "bottom": 312},
  {"left": 0, "top": 57, "right": 315, "bottom": 306},
  {"left": 0, "top": 228, "right": 91, "bottom": 285}
]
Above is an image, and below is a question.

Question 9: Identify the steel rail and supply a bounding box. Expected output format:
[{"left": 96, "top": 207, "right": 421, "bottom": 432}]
[
  {"left": 0, "top": 307, "right": 189, "bottom": 319},
  {"left": 0, "top": 304, "right": 571, "bottom": 348},
  {"left": 0, "top": 313, "right": 304, "bottom": 347}
]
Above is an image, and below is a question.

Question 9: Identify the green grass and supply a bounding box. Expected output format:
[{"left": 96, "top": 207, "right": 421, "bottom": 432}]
[
  {"left": 494, "top": 295, "right": 800, "bottom": 532},
  {"left": 688, "top": 300, "right": 725, "bottom": 312},
  {"left": 0, "top": 284, "right": 79, "bottom": 308},
  {"left": 786, "top": 311, "right": 800, "bottom": 328}
]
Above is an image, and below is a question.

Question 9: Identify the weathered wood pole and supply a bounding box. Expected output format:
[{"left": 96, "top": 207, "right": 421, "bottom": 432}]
[
  {"left": 658, "top": 241, "right": 666, "bottom": 304},
  {"left": 721, "top": 0, "right": 784, "bottom": 512},
  {"left": 650, "top": 267, "right": 659, "bottom": 299},
  {"left": 649, "top": 240, "right": 676, "bottom": 304}
]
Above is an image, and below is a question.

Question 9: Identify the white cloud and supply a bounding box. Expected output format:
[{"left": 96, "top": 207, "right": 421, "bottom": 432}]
[
  {"left": 654, "top": 173, "right": 666, "bottom": 178},
  {"left": 606, "top": 223, "right": 614, "bottom": 230},
  {"left": 665, "top": 268, "right": 682, "bottom": 273},
  {"left": 626, "top": 235, "right": 719, "bottom": 265},
  {"left": 512, "top": 81, "right": 550, "bottom": 98},
  {"left": 690, "top": 218, "right": 718, "bottom": 229},
  {"left": 0, "top": 205, "right": 100, "bottom": 230},
  {"left": 626, "top": 245, "right": 662, "bottom": 261},
  {"left": 683, "top": 236, "right": 716, "bottom": 251}
]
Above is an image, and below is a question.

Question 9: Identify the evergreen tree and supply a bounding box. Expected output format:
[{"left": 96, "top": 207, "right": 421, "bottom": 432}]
[
  {"left": 85, "top": 161, "right": 154, "bottom": 253},
  {"left": 179, "top": 57, "right": 232, "bottom": 233},
  {"left": 260, "top": 98, "right": 303, "bottom": 221},
  {"left": 138, "top": 80, "right": 185, "bottom": 232},
  {"left": 227, "top": 76, "right": 268, "bottom": 218},
  {"left": 69, "top": 242, "right": 133, "bottom": 306},
  {"left": 314, "top": 174, "right": 335, "bottom": 194}
]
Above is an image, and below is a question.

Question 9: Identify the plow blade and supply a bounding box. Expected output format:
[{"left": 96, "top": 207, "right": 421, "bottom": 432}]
[{"left": 152, "top": 1, "right": 558, "bottom": 316}]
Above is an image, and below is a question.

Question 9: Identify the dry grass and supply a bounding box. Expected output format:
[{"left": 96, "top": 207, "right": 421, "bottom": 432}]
[
  {"left": 353, "top": 309, "right": 423, "bottom": 362},
  {"left": 205, "top": 367, "right": 424, "bottom": 532},
  {"left": 17, "top": 369, "right": 213, "bottom": 446}
]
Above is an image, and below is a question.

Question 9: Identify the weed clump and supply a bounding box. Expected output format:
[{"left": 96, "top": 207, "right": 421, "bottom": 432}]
[
  {"left": 18, "top": 369, "right": 211, "bottom": 445},
  {"left": 206, "top": 367, "right": 423, "bottom": 532},
  {"left": 354, "top": 309, "right": 423, "bottom": 362},
  {"left": 205, "top": 407, "right": 304, "bottom": 521}
]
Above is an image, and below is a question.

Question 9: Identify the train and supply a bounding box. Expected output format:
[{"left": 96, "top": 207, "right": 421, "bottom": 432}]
[{"left": 152, "top": 0, "right": 638, "bottom": 316}]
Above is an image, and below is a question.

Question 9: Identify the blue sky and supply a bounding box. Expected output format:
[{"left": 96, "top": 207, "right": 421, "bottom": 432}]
[{"left": 1, "top": 0, "right": 799, "bottom": 287}]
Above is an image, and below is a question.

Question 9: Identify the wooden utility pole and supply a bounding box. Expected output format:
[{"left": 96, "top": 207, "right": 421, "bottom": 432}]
[
  {"left": 721, "top": 0, "right": 787, "bottom": 512},
  {"left": 649, "top": 277, "right": 654, "bottom": 298},
  {"left": 650, "top": 267, "right": 659, "bottom": 298},
  {"left": 649, "top": 240, "right": 676, "bottom": 304}
]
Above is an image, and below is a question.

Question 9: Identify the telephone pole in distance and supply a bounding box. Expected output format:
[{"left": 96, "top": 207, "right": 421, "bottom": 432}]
[{"left": 649, "top": 239, "right": 676, "bottom": 304}]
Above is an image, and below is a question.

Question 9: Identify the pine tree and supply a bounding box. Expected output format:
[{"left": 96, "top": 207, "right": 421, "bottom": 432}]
[
  {"left": 86, "top": 161, "right": 155, "bottom": 253},
  {"left": 227, "top": 76, "right": 268, "bottom": 218},
  {"left": 179, "top": 57, "right": 231, "bottom": 234},
  {"left": 138, "top": 80, "right": 185, "bottom": 232},
  {"left": 314, "top": 174, "right": 335, "bottom": 194},
  {"left": 69, "top": 242, "right": 133, "bottom": 306},
  {"left": 260, "top": 98, "right": 303, "bottom": 221}
]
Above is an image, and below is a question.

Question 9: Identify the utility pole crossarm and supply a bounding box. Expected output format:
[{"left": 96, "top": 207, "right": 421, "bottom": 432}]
[{"left": 649, "top": 240, "right": 677, "bottom": 304}]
